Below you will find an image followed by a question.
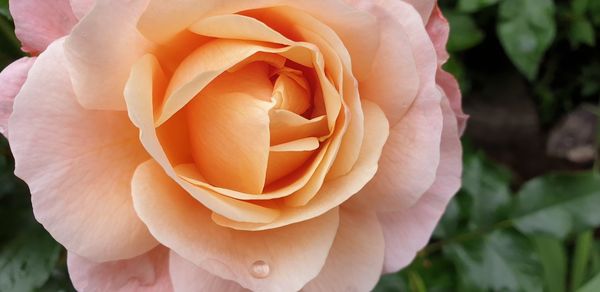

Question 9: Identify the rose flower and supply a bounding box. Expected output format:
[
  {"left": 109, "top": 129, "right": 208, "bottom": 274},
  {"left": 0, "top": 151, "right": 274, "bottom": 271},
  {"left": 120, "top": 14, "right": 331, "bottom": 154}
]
[{"left": 0, "top": 0, "right": 466, "bottom": 291}]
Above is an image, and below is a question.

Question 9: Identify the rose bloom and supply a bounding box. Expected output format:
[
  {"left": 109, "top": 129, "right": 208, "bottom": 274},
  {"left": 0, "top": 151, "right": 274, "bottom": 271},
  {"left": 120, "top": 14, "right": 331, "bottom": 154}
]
[{"left": 0, "top": 0, "right": 467, "bottom": 291}]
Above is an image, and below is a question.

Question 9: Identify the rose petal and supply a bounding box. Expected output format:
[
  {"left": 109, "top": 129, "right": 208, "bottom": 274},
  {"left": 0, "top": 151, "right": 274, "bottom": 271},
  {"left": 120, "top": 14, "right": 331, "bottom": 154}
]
[
  {"left": 131, "top": 159, "right": 340, "bottom": 292},
  {"left": 303, "top": 207, "right": 384, "bottom": 291},
  {"left": 125, "top": 54, "right": 280, "bottom": 223},
  {"left": 0, "top": 57, "right": 35, "bottom": 137},
  {"left": 379, "top": 96, "right": 462, "bottom": 273},
  {"left": 68, "top": 247, "right": 172, "bottom": 292},
  {"left": 426, "top": 6, "right": 469, "bottom": 134},
  {"left": 169, "top": 252, "right": 249, "bottom": 292},
  {"left": 9, "top": 40, "right": 157, "bottom": 261},
  {"left": 402, "top": 0, "right": 436, "bottom": 23},
  {"left": 69, "top": 0, "right": 95, "bottom": 19},
  {"left": 139, "top": 0, "right": 378, "bottom": 79},
  {"left": 213, "top": 99, "right": 389, "bottom": 230},
  {"left": 355, "top": 0, "right": 443, "bottom": 212},
  {"left": 10, "top": 0, "right": 78, "bottom": 53},
  {"left": 64, "top": 0, "right": 151, "bottom": 111}
]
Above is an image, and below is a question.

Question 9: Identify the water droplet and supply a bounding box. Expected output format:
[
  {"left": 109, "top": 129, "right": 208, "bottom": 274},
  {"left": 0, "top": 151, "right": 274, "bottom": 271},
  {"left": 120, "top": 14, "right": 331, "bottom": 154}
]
[{"left": 250, "top": 260, "right": 270, "bottom": 278}]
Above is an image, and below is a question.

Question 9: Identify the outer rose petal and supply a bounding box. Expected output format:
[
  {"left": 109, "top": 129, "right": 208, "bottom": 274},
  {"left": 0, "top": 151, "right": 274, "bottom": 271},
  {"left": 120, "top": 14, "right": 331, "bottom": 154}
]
[
  {"left": 131, "top": 159, "right": 339, "bottom": 292},
  {"left": 169, "top": 252, "right": 249, "bottom": 292},
  {"left": 356, "top": 0, "right": 443, "bottom": 212},
  {"left": 426, "top": 5, "right": 468, "bottom": 133},
  {"left": 65, "top": 0, "right": 151, "bottom": 111},
  {"left": 70, "top": 0, "right": 96, "bottom": 19},
  {"left": 303, "top": 207, "right": 384, "bottom": 291},
  {"left": 68, "top": 247, "right": 172, "bottom": 292},
  {"left": 9, "top": 0, "right": 78, "bottom": 53},
  {"left": 402, "top": 0, "right": 436, "bottom": 23},
  {"left": 0, "top": 57, "right": 35, "bottom": 136},
  {"left": 9, "top": 40, "right": 158, "bottom": 261},
  {"left": 380, "top": 96, "right": 462, "bottom": 273}
]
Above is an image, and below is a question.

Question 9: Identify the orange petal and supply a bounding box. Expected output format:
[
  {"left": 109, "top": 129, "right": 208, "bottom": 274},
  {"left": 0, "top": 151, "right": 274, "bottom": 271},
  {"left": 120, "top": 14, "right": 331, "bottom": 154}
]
[
  {"left": 169, "top": 252, "right": 249, "bottom": 292},
  {"left": 125, "top": 55, "right": 280, "bottom": 223},
  {"left": 131, "top": 159, "right": 340, "bottom": 292}
]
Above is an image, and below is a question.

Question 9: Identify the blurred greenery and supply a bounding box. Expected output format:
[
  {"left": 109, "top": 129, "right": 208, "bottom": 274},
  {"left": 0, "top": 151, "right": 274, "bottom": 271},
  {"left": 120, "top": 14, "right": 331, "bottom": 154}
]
[{"left": 0, "top": 0, "right": 599, "bottom": 291}]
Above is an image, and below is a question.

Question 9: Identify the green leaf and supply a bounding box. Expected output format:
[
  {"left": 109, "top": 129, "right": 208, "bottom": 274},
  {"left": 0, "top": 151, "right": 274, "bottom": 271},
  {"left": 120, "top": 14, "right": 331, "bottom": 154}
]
[
  {"left": 444, "top": 229, "right": 543, "bottom": 291},
  {"left": 446, "top": 12, "right": 485, "bottom": 52},
  {"left": 570, "top": 18, "right": 596, "bottom": 48},
  {"left": 461, "top": 151, "right": 512, "bottom": 229},
  {"left": 512, "top": 172, "right": 600, "bottom": 239},
  {"left": 372, "top": 273, "right": 408, "bottom": 292},
  {"left": 571, "top": 231, "right": 594, "bottom": 290},
  {"left": 0, "top": 227, "right": 61, "bottom": 292},
  {"left": 457, "top": 0, "right": 500, "bottom": 13},
  {"left": 532, "top": 236, "right": 566, "bottom": 292},
  {"left": 573, "top": 0, "right": 590, "bottom": 16},
  {"left": 0, "top": 0, "right": 8, "bottom": 20},
  {"left": 578, "top": 272, "right": 600, "bottom": 292},
  {"left": 497, "top": 0, "right": 556, "bottom": 80}
]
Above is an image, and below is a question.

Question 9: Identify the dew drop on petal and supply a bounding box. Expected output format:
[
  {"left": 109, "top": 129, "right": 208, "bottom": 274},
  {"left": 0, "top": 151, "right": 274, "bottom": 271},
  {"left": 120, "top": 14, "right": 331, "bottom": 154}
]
[{"left": 250, "top": 260, "right": 270, "bottom": 278}]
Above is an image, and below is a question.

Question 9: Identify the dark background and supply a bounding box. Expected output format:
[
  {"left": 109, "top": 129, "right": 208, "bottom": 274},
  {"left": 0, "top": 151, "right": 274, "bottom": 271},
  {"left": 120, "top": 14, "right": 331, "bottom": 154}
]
[{"left": 1, "top": 0, "right": 600, "bottom": 291}]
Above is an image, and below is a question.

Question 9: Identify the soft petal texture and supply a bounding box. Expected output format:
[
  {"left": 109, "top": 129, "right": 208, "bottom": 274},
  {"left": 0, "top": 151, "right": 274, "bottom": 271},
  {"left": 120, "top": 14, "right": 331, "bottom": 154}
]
[
  {"left": 213, "top": 100, "right": 389, "bottom": 230},
  {"left": 125, "top": 54, "right": 281, "bottom": 222},
  {"left": 169, "top": 252, "right": 249, "bottom": 292},
  {"left": 131, "top": 159, "right": 340, "bottom": 292},
  {"left": 402, "top": 0, "right": 436, "bottom": 23},
  {"left": 68, "top": 247, "right": 172, "bottom": 292},
  {"left": 427, "top": 5, "right": 469, "bottom": 133},
  {"left": 348, "top": 1, "right": 420, "bottom": 125},
  {"left": 356, "top": 0, "right": 443, "bottom": 212},
  {"left": 0, "top": 57, "right": 35, "bottom": 136},
  {"left": 70, "top": 0, "right": 96, "bottom": 19},
  {"left": 138, "top": 0, "right": 379, "bottom": 79},
  {"left": 10, "top": 0, "right": 78, "bottom": 53},
  {"left": 379, "top": 96, "right": 462, "bottom": 273},
  {"left": 65, "top": 0, "right": 151, "bottom": 111},
  {"left": 9, "top": 40, "right": 157, "bottom": 261},
  {"left": 303, "top": 207, "right": 384, "bottom": 291}
]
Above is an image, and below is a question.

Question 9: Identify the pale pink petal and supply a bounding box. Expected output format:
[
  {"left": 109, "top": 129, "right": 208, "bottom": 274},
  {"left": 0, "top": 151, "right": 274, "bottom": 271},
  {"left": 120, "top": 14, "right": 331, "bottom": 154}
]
[
  {"left": 131, "top": 159, "right": 340, "bottom": 292},
  {"left": 303, "top": 207, "right": 384, "bottom": 291},
  {"left": 139, "top": 0, "right": 379, "bottom": 79},
  {"left": 0, "top": 57, "right": 35, "bottom": 137},
  {"left": 169, "top": 252, "right": 249, "bottom": 292},
  {"left": 64, "top": 0, "right": 151, "bottom": 111},
  {"left": 68, "top": 247, "right": 172, "bottom": 292},
  {"left": 427, "top": 5, "right": 469, "bottom": 133},
  {"left": 9, "top": 0, "right": 78, "bottom": 53},
  {"left": 355, "top": 0, "right": 443, "bottom": 212},
  {"left": 379, "top": 96, "right": 462, "bottom": 273},
  {"left": 69, "top": 0, "right": 95, "bottom": 19},
  {"left": 9, "top": 40, "right": 157, "bottom": 261},
  {"left": 402, "top": 0, "right": 436, "bottom": 23}
]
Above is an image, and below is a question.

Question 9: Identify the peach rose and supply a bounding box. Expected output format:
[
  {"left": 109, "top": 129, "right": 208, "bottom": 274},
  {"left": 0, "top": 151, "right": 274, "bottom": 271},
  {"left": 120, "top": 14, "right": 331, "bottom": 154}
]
[{"left": 0, "top": 0, "right": 467, "bottom": 291}]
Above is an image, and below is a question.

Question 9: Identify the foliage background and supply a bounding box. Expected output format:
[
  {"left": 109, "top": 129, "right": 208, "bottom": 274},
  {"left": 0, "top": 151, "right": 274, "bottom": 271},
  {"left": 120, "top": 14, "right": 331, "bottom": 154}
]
[{"left": 0, "top": 0, "right": 600, "bottom": 291}]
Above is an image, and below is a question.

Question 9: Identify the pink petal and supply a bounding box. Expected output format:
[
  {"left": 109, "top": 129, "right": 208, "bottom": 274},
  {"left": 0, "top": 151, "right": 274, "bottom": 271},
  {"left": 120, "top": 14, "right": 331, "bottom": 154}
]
[
  {"left": 402, "top": 0, "right": 436, "bottom": 23},
  {"left": 68, "top": 247, "right": 172, "bottom": 292},
  {"left": 169, "top": 252, "right": 249, "bottom": 292},
  {"left": 69, "top": 0, "right": 95, "bottom": 19},
  {"left": 9, "top": 0, "right": 78, "bottom": 53},
  {"left": 64, "top": 0, "right": 151, "bottom": 111},
  {"left": 426, "top": 5, "right": 468, "bottom": 134},
  {"left": 303, "top": 207, "right": 385, "bottom": 291},
  {"left": 0, "top": 57, "right": 35, "bottom": 137},
  {"left": 9, "top": 40, "right": 157, "bottom": 261},
  {"left": 379, "top": 96, "right": 462, "bottom": 273},
  {"left": 131, "top": 159, "right": 340, "bottom": 292},
  {"left": 355, "top": 0, "right": 443, "bottom": 212}
]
